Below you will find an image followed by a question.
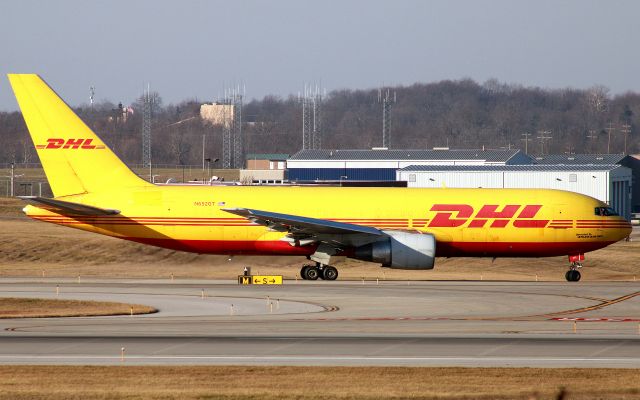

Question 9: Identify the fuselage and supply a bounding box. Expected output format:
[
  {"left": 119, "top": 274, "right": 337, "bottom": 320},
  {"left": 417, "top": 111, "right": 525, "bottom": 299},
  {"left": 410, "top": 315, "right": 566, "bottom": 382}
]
[{"left": 25, "top": 186, "right": 632, "bottom": 259}]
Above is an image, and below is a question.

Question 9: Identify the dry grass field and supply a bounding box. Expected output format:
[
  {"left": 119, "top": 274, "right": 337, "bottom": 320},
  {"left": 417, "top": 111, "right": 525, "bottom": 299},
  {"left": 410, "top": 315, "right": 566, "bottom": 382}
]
[
  {"left": 0, "top": 298, "right": 156, "bottom": 318},
  {"left": 0, "top": 366, "right": 639, "bottom": 400},
  {"left": 1, "top": 198, "right": 639, "bottom": 281}
]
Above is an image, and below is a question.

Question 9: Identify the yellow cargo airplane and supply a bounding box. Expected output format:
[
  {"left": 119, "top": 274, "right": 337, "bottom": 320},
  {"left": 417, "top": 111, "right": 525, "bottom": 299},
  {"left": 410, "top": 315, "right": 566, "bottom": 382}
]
[{"left": 8, "top": 74, "right": 632, "bottom": 282}]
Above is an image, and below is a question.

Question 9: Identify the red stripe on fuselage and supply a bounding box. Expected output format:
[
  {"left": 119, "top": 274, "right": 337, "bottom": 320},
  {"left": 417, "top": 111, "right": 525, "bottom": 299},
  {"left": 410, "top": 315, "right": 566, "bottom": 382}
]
[
  {"left": 435, "top": 240, "right": 616, "bottom": 257},
  {"left": 118, "top": 237, "right": 614, "bottom": 258}
]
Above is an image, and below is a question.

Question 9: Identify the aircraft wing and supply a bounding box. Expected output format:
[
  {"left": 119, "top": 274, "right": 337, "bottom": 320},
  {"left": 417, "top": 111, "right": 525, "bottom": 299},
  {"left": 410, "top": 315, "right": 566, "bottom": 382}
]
[
  {"left": 222, "top": 208, "right": 384, "bottom": 237},
  {"left": 18, "top": 196, "right": 120, "bottom": 216}
]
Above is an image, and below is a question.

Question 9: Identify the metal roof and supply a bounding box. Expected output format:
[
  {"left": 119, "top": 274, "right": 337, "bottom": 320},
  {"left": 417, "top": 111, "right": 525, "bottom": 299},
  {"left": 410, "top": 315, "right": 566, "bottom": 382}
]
[
  {"left": 534, "top": 154, "right": 626, "bottom": 165},
  {"left": 246, "top": 153, "right": 289, "bottom": 160},
  {"left": 289, "top": 149, "right": 525, "bottom": 162},
  {"left": 399, "top": 164, "right": 624, "bottom": 172}
]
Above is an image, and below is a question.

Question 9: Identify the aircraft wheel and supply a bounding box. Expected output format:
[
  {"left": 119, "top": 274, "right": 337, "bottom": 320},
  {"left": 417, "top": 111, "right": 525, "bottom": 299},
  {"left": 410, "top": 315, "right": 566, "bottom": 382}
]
[
  {"left": 322, "top": 266, "right": 338, "bottom": 281},
  {"left": 572, "top": 270, "right": 581, "bottom": 282},
  {"left": 305, "top": 267, "right": 320, "bottom": 281},
  {"left": 300, "top": 265, "right": 311, "bottom": 280},
  {"left": 565, "top": 270, "right": 581, "bottom": 282}
]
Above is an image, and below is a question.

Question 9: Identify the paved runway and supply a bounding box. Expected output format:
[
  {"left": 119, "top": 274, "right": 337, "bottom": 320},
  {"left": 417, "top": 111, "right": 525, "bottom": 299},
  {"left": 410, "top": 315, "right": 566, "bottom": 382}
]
[{"left": 1, "top": 279, "right": 639, "bottom": 367}]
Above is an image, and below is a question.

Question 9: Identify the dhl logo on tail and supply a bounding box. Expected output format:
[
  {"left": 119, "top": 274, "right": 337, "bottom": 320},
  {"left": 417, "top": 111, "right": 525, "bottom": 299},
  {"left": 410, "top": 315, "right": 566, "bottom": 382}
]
[{"left": 35, "top": 138, "right": 105, "bottom": 150}]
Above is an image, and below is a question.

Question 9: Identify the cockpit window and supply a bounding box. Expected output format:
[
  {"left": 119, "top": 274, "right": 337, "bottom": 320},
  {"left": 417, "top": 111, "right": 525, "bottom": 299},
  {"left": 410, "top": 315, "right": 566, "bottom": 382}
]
[{"left": 594, "top": 207, "right": 619, "bottom": 216}]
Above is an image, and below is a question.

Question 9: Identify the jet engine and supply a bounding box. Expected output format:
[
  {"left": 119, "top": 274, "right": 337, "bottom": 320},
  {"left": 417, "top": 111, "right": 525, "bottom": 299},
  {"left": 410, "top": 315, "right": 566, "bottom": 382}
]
[{"left": 353, "top": 231, "right": 436, "bottom": 269}]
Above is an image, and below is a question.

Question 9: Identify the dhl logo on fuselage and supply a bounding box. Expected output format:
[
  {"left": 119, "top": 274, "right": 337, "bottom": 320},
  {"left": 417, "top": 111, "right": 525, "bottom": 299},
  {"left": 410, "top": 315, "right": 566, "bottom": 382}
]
[
  {"left": 427, "top": 204, "right": 548, "bottom": 228},
  {"left": 35, "top": 138, "right": 105, "bottom": 150}
]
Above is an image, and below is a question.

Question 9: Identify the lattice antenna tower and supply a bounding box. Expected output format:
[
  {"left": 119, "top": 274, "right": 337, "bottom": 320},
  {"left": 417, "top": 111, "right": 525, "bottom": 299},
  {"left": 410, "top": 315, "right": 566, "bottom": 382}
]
[
  {"left": 89, "top": 86, "right": 95, "bottom": 110},
  {"left": 221, "top": 84, "right": 244, "bottom": 169},
  {"left": 232, "top": 85, "right": 244, "bottom": 169},
  {"left": 142, "top": 84, "right": 152, "bottom": 170},
  {"left": 301, "top": 83, "right": 323, "bottom": 150},
  {"left": 379, "top": 88, "right": 396, "bottom": 148}
]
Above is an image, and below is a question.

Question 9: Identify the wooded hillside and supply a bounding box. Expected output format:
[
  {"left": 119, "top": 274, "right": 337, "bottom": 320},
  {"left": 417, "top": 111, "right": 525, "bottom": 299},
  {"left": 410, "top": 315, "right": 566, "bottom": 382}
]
[{"left": 1, "top": 79, "right": 637, "bottom": 165}]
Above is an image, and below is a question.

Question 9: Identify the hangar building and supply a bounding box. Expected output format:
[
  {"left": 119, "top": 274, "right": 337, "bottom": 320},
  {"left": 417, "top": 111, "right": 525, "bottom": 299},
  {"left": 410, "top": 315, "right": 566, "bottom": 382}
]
[
  {"left": 397, "top": 164, "right": 632, "bottom": 220},
  {"left": 535, "top": 154, "right": 640, "bottom": 213},
  {"left": 286, "top": 148, "right": 533, "bottom": 181}
]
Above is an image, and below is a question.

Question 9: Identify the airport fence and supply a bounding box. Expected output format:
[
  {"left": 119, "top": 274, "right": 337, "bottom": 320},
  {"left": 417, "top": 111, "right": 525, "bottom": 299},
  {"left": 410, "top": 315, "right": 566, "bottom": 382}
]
[{"left": 0, "top": 163, "right": 240, "bottom": 196}]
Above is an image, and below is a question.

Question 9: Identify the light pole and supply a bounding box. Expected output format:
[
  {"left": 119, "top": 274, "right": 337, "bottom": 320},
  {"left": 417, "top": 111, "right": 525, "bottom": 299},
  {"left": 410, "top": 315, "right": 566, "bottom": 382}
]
[
  {"left": 205, "top": 158, "right": 219, "bottom": 184},
  {"left": 201, "top": 134, "right": 206, "bottom": 181},
  {"left": 10, "top": 163, "right": 14, "bottom": 197}
]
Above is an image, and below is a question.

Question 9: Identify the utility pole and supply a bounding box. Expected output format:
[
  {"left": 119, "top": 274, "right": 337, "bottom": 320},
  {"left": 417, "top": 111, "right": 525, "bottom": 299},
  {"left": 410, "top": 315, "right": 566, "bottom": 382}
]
[
  {"left": 586, "top": 130, "right": 598, "bottom": 154},
  {"left": 620, "top": 124, "right": 631, "bottom": 154},
  {"left": 605, "top": 122, "right": 615, "bottom": 154},
  {"left": 521, "top": 132, "right": 532, "bottom": 154},
  {"left": 536, "top": 130, "right": 552, "bottom": 155}
]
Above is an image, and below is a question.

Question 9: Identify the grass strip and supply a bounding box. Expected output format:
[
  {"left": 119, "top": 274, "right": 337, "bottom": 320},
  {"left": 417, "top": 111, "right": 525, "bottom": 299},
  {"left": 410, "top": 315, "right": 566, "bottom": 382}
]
[
  {"left": 0, "top": 297, "right": 156, "bottom": 318},
  {"left": 0, "top": 365, "right": 638, "bottom": 399}
]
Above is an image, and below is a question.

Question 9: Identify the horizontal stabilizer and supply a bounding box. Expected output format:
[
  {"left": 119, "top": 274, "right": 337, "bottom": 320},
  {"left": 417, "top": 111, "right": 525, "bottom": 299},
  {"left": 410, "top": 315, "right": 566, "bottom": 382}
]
[
  {"left": 223, "top": 208, "right": 383, "bottom": 236},
  {"left": 19, "top": 196, "right": 120, "bottom": 216}
]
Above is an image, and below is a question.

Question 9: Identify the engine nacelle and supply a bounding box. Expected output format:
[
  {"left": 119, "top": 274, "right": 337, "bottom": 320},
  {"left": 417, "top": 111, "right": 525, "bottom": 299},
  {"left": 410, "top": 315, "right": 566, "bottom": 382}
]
[{"left": 353, "top": 231, "right": 436, "bottom": 269}]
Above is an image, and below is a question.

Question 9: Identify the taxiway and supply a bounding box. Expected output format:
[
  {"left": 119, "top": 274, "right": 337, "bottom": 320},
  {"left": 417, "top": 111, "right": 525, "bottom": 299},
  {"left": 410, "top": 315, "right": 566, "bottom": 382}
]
[{"left": 0, "top": 279, "right": 638, "bottom": 367}]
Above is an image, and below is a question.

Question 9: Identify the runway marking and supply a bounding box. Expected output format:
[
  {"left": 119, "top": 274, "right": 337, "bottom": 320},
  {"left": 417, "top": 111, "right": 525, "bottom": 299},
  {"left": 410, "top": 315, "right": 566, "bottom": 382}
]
[
  {"left": 541, "top": 291, "right": 640, "bottom": 318},
  {"left": 587, "top": 340, "right": 629, "bottom": 358},
  {"left": 552, "top": 317, "right": 640, "bottom": 322},
  {"left": 290, "top": 290, "right": 640, "bottom": 323}
]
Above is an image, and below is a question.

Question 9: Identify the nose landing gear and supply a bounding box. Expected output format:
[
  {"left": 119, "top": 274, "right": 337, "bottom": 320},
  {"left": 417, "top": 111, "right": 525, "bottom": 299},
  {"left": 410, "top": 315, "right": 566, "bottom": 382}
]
[
  {"left": 300, "top": 263, "right": 339, "bottom": 281},
  {"left": 565, "top": 262, "right": 582, "bottom": 282}
]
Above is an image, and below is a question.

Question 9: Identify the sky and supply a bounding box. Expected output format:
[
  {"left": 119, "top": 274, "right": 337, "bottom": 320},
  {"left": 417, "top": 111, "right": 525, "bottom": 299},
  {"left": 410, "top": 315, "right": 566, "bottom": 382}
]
[{"left": 1, "top": 0, "right": 639, "bottom": 111}]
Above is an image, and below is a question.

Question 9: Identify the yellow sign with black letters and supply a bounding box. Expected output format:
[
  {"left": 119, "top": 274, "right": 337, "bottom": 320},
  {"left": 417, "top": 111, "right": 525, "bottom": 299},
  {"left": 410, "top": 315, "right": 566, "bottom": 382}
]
[{"left": 238, "top": 275, "right": 283, "bottom": 285}]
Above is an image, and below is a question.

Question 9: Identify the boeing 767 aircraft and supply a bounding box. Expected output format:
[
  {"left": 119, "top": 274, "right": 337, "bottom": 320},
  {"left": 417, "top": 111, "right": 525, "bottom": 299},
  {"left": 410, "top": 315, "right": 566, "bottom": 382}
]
[{"left": 8, "top": 74, "right": 632, "bottom": 281}]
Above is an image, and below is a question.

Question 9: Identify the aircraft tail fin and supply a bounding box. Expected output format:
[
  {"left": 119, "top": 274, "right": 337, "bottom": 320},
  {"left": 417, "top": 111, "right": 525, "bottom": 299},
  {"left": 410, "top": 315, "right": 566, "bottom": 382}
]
[{"left": 8, "top": 74, "right": 151, "bottom": 197}]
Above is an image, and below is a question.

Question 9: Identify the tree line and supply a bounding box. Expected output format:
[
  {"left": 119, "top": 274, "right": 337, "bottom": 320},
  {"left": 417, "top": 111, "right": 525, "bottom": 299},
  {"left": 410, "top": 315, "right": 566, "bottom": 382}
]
[{"left": 0, "top": 78, "right": 637, "bottom": 166}]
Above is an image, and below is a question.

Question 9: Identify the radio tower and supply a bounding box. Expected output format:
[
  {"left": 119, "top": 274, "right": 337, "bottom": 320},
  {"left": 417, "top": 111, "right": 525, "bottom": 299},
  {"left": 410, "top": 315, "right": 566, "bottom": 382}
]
[
  {"left": 89, "top": 86, "right": 95, "bottom": 110},
  {"left": 221, "top": 85, "right": 244, "bottom": 169},
  {"left": 379, "top": 88, "right": 396, "bottom": 148},
  {"left": 301, "top": 83, "right": 323, "bottom": 150},
  {"left": 142, "top": 84, "right": 152, "bottom": 180}
]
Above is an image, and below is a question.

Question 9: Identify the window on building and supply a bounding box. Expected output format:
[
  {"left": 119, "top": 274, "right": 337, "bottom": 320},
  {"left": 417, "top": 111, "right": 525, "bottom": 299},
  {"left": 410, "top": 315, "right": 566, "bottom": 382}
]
[
  {"left": 569, "top": 174, "right": 577, "bottom": 182},
  {"left": 409, "top": 174, "right": 416, "bottom": 182}
]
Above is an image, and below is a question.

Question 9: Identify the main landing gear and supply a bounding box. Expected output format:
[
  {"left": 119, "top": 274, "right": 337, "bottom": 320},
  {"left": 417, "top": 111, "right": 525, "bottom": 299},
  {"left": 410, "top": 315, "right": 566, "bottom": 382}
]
[
  {"left": 300, "top": 263, "right": 338, "bottom": 281},
  {"left": 565, "top": 262, "right": 582, "bottom": 282}
]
